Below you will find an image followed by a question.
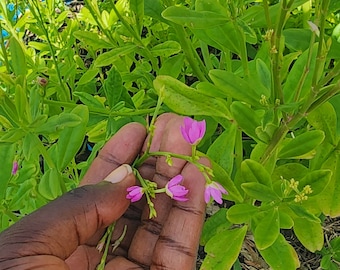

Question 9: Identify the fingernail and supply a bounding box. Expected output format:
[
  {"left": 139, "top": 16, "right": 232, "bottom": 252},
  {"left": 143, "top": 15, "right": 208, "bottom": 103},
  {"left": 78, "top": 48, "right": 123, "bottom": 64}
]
[{"left": 104, "top": 164, "right": 133, "bottom": 183}]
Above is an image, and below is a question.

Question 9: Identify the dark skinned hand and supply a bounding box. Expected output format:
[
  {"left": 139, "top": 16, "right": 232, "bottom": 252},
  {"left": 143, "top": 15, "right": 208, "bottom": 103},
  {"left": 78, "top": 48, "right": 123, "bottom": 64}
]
[{"left": 0, "top": 113, "right": 209, "bottom": 270}]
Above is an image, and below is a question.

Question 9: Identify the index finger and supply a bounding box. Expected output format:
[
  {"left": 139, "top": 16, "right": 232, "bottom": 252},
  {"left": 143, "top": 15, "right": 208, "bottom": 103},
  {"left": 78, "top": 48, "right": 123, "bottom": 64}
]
[{"left": 81, "top": 122, "right": 146, "bottom": 186}]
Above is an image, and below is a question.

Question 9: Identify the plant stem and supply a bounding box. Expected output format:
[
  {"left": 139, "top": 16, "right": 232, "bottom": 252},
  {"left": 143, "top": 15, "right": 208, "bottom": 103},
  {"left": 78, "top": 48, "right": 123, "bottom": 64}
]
[
  {"left": 310, "top": 0, "right": 330, "bottom": 90},
  {"left": 83, "top": 0, "right": 116, "bottom": 45},
  {"left": 29, "top": 0, "right": 70, "bottom": 101},
  {"left": 109, "top": 0, "right": 158, "bottom": 71},
  {"left": 0, "top": 25, "right": 10, "bottom": 73},
  {"left": 96, "top": 223, "right": 115, "bottom": 270},
  {"left": 271, "top": 0, "right": 294, "bottom": 104},
  {"left": 174, "top": 25, "right": 208, "bottom": 82},
  {"left": 293, "top": 32, "right": 316, "bottom": 102},
  {"left": 263, "top": 0, "right": 272, "bottom": 29}
]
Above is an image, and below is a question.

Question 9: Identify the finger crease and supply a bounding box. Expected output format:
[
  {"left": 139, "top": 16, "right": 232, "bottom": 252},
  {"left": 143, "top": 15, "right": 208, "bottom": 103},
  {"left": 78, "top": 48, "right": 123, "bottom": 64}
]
[
  {"left": 122, "top": 205, "right": 142, "bottom": 221},
  {"left": 127, "top": 257, "right": 150, "bottom": 270},
  {"left": 158, "top": 236, "right": 195, "bottom": 258},
  {"left": 173, "top": 204, "right": 203, "bottom": 216},
  {"left": 142, "top": 219, "right": 162, "bottom": 235},
  {"left": 153, "top": 172, "right": 170, "bottom": 183},
  {"left": 98, "top": 153, "right": 123, "bottom": 167}
]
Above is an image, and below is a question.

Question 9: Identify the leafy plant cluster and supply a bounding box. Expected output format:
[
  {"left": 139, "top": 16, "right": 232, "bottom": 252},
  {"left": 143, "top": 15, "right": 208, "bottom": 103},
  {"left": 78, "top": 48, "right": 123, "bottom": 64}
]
[{"left": 1, "top": 0, "right": 340, "bottom": 269}]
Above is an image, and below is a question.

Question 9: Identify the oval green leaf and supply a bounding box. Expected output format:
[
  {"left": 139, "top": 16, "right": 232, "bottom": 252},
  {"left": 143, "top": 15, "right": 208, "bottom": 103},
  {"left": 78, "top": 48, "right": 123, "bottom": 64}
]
[
  {"left": 153, "top": 75, "right": 230, "bottom": 118},
  {"left": 278, "top": 130, "right": 325, "bottom": 159},
  {"left": 254, "top": 208, "right": 280, "bottom": 250},
  {"left": 293, "top": 217, "right": 324, "bottom": 252},
  {"left": 227, "top": 204, "right": 258, "bottom": 224},
  {"left": 201, "top": 226, "right": 247, "bottom": 270}
]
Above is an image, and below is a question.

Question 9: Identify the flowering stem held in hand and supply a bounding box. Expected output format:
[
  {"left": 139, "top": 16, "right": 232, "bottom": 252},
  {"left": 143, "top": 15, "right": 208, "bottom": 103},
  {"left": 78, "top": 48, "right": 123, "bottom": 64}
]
[{"left": 96, "top": 223, "right": 115, "bottom": 270}]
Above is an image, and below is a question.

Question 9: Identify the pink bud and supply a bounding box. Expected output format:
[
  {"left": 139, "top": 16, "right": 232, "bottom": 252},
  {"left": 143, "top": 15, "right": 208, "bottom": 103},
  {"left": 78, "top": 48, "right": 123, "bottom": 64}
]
[
  {"left": 165, "top": 175, "right": 189, "bottom": 201},
  {"left": 126, "top": 186, "right": 144, "bottom": 202},
  {"left": 180, "top": 117, "right": 206, "bottom": 145},
  {"left": 11, "top": 161, "right": 18, "bottom": 175},
  {"left": 204, "top": 181, "right": 227, "bottom": 204}
]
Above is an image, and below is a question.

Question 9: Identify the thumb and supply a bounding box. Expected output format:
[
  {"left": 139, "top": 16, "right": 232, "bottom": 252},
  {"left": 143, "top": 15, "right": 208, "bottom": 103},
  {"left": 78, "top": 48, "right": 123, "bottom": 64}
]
[{"left": 0, "top": 164, "right": 135, "bottom": 262}]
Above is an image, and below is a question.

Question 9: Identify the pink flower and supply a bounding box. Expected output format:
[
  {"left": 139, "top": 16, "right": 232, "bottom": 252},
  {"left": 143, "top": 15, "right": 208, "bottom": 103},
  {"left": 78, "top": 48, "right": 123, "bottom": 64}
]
[
  {"left": 126, "top": 186, "right": 144, "bottom": 202},
  {"left": 204, "top": 182, "right": 227, "bottom": 204},
  {"left": 11, "top": 161, "right": 18, "bottom": 175},
  {"left": 180, "top": 117, "right": 206, "bottom": 145},
  {"left": 165, "top": 175, "right": 189, "bottom": 201}
]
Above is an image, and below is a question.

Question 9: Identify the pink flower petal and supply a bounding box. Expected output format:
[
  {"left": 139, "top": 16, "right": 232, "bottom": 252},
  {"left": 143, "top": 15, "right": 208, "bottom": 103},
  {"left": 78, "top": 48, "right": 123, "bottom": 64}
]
[
  {"left": 204, "top": 188, "right": 211, "bottom": 203},
  {"left": 168, "top": 175, "right": 183, "bottom": 187},
  {"left": 181, "top": 117, "right": 206, "bottom": 145}
]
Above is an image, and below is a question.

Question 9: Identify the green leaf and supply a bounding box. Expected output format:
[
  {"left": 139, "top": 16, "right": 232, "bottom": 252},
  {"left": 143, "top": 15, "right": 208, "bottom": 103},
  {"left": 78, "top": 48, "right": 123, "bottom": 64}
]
[
  {"left": 192, "top": 22, "right": 241, "bottom": 54},
  {"left": 73, "top": 92, "right": 105, "bottom": 108},
  {"left": 255, "top": 58, "right": 271, "bottom": 92},
  {"left": 237, "top": 18, "right": 257, "bottom": 44},
  {"left": 34, "top": 113, "right": 82, "bottom": 134},
  {"left": 288, "top": 204, "right": 320, "bottom": 223},
  {"left": 210, "top": 160, "right": 243, "bottom": 203},
  {"left": 227, "top": 204, "right": 258, "bottom": 224},
  {"left": 159, "top": 54, "right": 184, "bottom": 78},
  {"left": 131, "top": 90, "right": 145, "bottom": 109},
  {"left": 259, "top": 234, "right": 300, "bottom": 270},
  {"left": 307, "top": 102, "right": 338, "bottom": 145},
  {"left": 0, "top": 128, "right": 25, "bottom": 143},
  {"left": 144, "top": 0, "right": 164, "bottom": 22},
  {"left": 55, "top": 105, "right": 89, "bottom": 171},
  {"left": 283, "top": 44, "right": 318, "bottom": 103},
  {"left": 153, "top": 75, "right": 230, "bottom": 118},
  {"left": 272, "top": 163, "right": 309, "bottom": 182},
  {"left": 241, "top": 182, "right": 279, "bottom": 202},
  {"left": 103, "top": 67, "right": 134, "bottom": 109},
  {"left": 293, "top": 218, "right": 324, "bottom": 252},
  {"left": 94, "top": 45, "right": 136, "bottom": 67},
  {"left": 38, "top": 168, "right": 63, "bottom": 200},
  {"left": 278, "top": 211, "right": 294, "bottom": 229},
  {"left": 151, "top": 41, "right": 181, "bottom": 58},
  {"left": 254, "top": 208, "right": 280, "bottom": 250},
  {"left": 0, "top": 143, "right": 16, "bottom": 199},
  {"left": 77, "top": 67, "right": 100, "bottom": 86},
  {"left": 299, "top": 170, "right": 331, "bottom": 197},
  {"left": 162, "top": 6, "right": 228, "bottom": 29},
  {"left": 318, "top": 151, "right": 340, "bottom": 217},
  {"left": 130, "top": 0, "right": 144, "bottom": 35},
  {"left": 29, "top": 87, "right": 42, "bottom": 121},
  {"left": 73, "top": 30, "right": 113, "bottom": 50},
  {"left": 283, "top": 29, "right": 312, "bottom": 52},
  {"left": 280, "top": 52, "right": 301, "bottom": 83},
  {"left": 9, "top": 37, "right": 26, "bottom": 76},
  {"left": 200, "top": 208, "right": 231, "bottom": 246},
  {"left": 230, "top": 102, "right": 261, "bottom": 142},
  {"left": 241, "top": 159, "right": 272, "bottom": 187},
  {"left": 210, "top": 70, "right": 263, "bottom": 107},
  {"left": 196, "top": 82, "right": 229, "bottom": 99},
  {"left": 278, "top": 130, "right": 325, "bottom": 159},
  {"left": 15, "top": 84, "right": 28, "bottom": 120},
  {"left": 201, "top": 226, "right": 247, "bottom": 270},
  {"left": 207, "top": 123, "right": 236, "bottom": 174},
  {"left": 330, "top": 237, "right": 340, "bottom": 261},
  {"left": 250, "top": 142, "right": 277, "bottom": 173}
]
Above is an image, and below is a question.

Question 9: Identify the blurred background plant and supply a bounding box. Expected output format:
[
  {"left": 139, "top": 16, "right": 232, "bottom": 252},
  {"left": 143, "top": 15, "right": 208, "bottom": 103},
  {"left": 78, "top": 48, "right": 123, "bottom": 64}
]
[{"left": 1, "top": 0, "right": 340, "bottom": 269}]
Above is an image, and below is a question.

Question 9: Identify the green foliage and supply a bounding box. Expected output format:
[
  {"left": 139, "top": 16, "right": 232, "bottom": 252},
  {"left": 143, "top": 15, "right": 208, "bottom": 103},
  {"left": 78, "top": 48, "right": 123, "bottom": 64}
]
[{"left": 1, "top": 0, "right": 340, "bottom": 269}]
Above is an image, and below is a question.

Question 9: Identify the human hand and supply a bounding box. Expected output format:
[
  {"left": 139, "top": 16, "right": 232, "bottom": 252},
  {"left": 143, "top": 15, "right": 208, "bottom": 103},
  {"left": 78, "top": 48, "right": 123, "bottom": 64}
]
[{"left": 0, "top": 113, "right": 208, "bottom": 270}]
